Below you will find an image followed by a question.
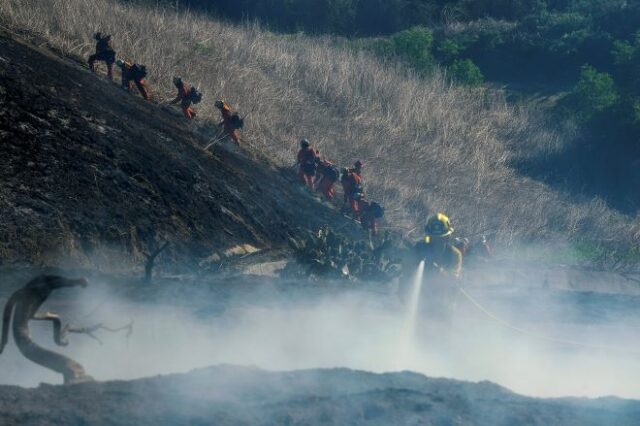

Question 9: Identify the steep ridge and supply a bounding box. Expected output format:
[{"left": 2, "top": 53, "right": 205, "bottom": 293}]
[
  {"left": 0, "top": 366, "right": 638, "bottom": 425},
  {"left": 0, "top": 28, "right": 353, "bottom": 270}
]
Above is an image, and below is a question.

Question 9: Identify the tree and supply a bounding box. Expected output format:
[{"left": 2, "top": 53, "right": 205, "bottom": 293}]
[
  {"left": 390, "top": 26, "right": 435, "bottom": 72},
  {"left": 448, "top": 59, "right": 484, "bottom": 85},
  {"left": 143, "top": 240, "right": 170, "bottom": 283},
  {"left": 436, "top": 39, "right": 462, "bottom": 64},
  {"left": 571, "top": 64, "right": 618, "bottom": 121}
]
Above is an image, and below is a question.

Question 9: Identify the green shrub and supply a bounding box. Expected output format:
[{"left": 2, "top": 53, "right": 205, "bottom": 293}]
[
  {"left": 571, "top": 64, "right": 618, "bottom": 121},
  {"left": 389, "top": 26, "right": 435, "bottom": 72},
  {"left": 612, "top": 39, "right": 635, "bottom": 65},
  {"left": 611, "top": 35, "right": 640, "bottom": 97},
  {"left": 436, "top": 39, "right": 462, "bottom": 63},
  {"left": 632, "top": 100, "right": 640, "bottom": 123},
  {"left": 448, "top": 59, "right": 484, "bottom": 86},
  {"left": 520, "top": 11, "right": 592, "bottom": 52}
]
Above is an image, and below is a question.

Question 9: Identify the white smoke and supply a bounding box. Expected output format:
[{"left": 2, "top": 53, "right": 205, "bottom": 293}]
[{"left": 0, "top": 263, "right": 639, "bottom": 400}]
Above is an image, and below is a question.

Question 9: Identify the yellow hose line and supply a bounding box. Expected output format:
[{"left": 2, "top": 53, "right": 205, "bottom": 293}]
[{"left": 456, "top": 286, "right": 640, "bottom": 356}]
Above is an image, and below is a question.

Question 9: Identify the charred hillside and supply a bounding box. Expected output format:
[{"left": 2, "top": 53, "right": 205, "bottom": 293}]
[{"left": 0, "top": 29, "right": 350, "bottom": 270}]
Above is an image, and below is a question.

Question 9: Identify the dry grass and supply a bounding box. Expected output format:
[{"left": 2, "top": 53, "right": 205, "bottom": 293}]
[{"left": 1, "top": 0, "right": 638, "bottom": 265}]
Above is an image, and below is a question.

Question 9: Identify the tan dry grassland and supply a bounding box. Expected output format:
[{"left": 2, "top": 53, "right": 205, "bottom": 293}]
[{"left": 1, "top": 0, "right": 638, "bottom": 266}]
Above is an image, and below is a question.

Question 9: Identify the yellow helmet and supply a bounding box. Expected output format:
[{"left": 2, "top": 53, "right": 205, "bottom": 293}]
[{"left": 424, "top": 213, "right": 454, "bottom": 239}]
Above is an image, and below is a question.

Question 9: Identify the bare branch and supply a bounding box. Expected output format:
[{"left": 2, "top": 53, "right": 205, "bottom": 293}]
[{"left": 66, "top": 319, "right": 134, "bottom": 345}]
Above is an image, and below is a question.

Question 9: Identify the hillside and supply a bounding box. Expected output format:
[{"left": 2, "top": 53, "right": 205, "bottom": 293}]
[
  {"left": 1, "top": 365, "right": 639, "bottom": 426},
  {"left": 203, "top": 1, "right": 640, "bottom": 210},
  {"left": 0, "top": 28, "right": 354, "bottom": 269},
  {"left": 1, "top": 3, "right": 640, "bottom": 424},
  {"left": 3, "top": 0, "right": 639, "bottom": 271}
]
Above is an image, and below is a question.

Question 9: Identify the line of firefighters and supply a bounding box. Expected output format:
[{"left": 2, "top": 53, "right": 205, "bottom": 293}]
[
  {"left": 88, "top": 32, "right": 491, "bottom": 278},
  {"left": 87, "top": 32, "right": 243, "bottom": 143},
  {"left": 297, "top": 139, "right": 384, "bottom": 235},
  {"left": 297, "top": 138, "right": 491, "bottom": 276}
]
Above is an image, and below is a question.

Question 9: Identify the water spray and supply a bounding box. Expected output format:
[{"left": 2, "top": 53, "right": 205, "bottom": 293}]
[{"left": 396, "top": 260, "right": 425, "bottom": 369}]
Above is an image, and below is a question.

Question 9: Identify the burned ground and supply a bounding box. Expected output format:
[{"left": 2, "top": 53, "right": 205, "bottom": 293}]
[
  {"left": 0, "top": 29, "right": 354, "bottom": 271},
  {"left": 0, "top": 366, "right": 639, "bottom": 426}
]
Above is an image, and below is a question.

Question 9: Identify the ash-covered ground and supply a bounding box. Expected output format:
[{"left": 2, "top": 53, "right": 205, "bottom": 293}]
[
  {"left": 2, "top": 365, "right": 640, "bottom": 426},
  {"left": 0, "top": 28, "right": 356, "bottom": 271}
]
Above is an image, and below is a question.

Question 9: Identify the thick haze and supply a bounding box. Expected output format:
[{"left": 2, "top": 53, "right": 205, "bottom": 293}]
[{"left": 1, "top": 262, "right": 639, "bottom": 400}]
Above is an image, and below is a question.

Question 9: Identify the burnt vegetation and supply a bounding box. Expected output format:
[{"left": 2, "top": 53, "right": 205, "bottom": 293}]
[
  {"left": 1, "top": 366, "right": 639, "bottom": 426},
  {"left": 0, "top": 26, "right": 356, "bottom": 271}
]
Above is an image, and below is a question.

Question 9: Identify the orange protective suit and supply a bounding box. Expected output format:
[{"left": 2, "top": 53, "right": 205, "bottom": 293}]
[
  {"left": 341, "top": 170, "right": 362, "bottom": 217},
  {"left": 218, "top": 102, "right": 241, "bottom": 144},
  {"left": 171, "top": 83, "right": 195, "bottom": 120},
  {"left": 118, "top": 61, "right": 150, "bottom": 100},
  {"left": 318, "top": 177, "right": 336, "bottom": 200},
  {"left": 315, "top": 161, "right": 338, "bottom": 200}
]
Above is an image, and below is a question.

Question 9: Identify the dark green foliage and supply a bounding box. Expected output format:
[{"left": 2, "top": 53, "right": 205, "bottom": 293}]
[
  {"left": 447, "top": 59, "right": 484, "bottom": 86},
  {"left": 171, "top": 1, "right": 640, "bottom": 87},
  {"left": 177, "top": 0, "right": 638, "bottom": 43},
  {"left": 575, "top": 65, "right": 618, "bottom": 108},
  {"left": 521, "top": 12, "right": 597, "bottom": 55},
  {"left": 436, "top": 39, "right": 462, "bottom": 63},
  {"left": 379, "top": 26, "right": 435, "bottom": 72},
  {"left": 566, "top": 65, "right": 618, "bottom": 122},
  {"left": 612, "top": 35, "right": 640, "bottom": 102}
]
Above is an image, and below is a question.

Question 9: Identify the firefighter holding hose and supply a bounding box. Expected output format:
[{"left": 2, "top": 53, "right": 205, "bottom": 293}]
[
  {"left": 409, "top": 213, "right": 463, "bottom": 322},
  {"left": 414, "top": 213, "right": 462, "bottom": 278}
]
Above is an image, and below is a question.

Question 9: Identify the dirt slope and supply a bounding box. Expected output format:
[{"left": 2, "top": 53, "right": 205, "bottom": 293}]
[
  {"left": 0, "top": 29, "right": 351, "bottom": 270},
  {"left": 0, "top": 365, "right": 638, "bottom": 426}
]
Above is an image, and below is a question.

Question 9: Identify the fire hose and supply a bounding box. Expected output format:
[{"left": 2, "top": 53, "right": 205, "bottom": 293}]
[{"left": 455, "top": 285, "right": 640, "bottom": 356}]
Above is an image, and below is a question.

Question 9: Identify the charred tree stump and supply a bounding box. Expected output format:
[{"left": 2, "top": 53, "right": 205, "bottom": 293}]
[
  {"left": 0, "top": 275, "right": 93, "bottom": 384},
  {"left": 143, "top": 241, "right": 169, "bottom": 283},
  {"left": 1, "top": 275, "right": 133, "bottom": 385}
]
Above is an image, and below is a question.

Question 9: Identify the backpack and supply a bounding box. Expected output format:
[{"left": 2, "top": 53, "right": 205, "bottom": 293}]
[
  {"left": 323, "top": 164, "right": 339, "bottom": 182},
  {"left": 96, "top": 35, "right": 112, "bottom": 52},
  {"left": 189, "top": 87, "right": 203, "bottom": 104},
  {"left": 228, "top": 112, "right": 244, "bottom": 129},
  {"left": 370, "top": 202, "right": 384, "bottom": 218},
  {"left": 302, "top": 160, "right": 317, "bottom": 175},
  {"left": 299, "top": 149, "right": 317, "bottom": 175},
  {"left": 131, "top": 64, "right": 147, "bottom": 80}
]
